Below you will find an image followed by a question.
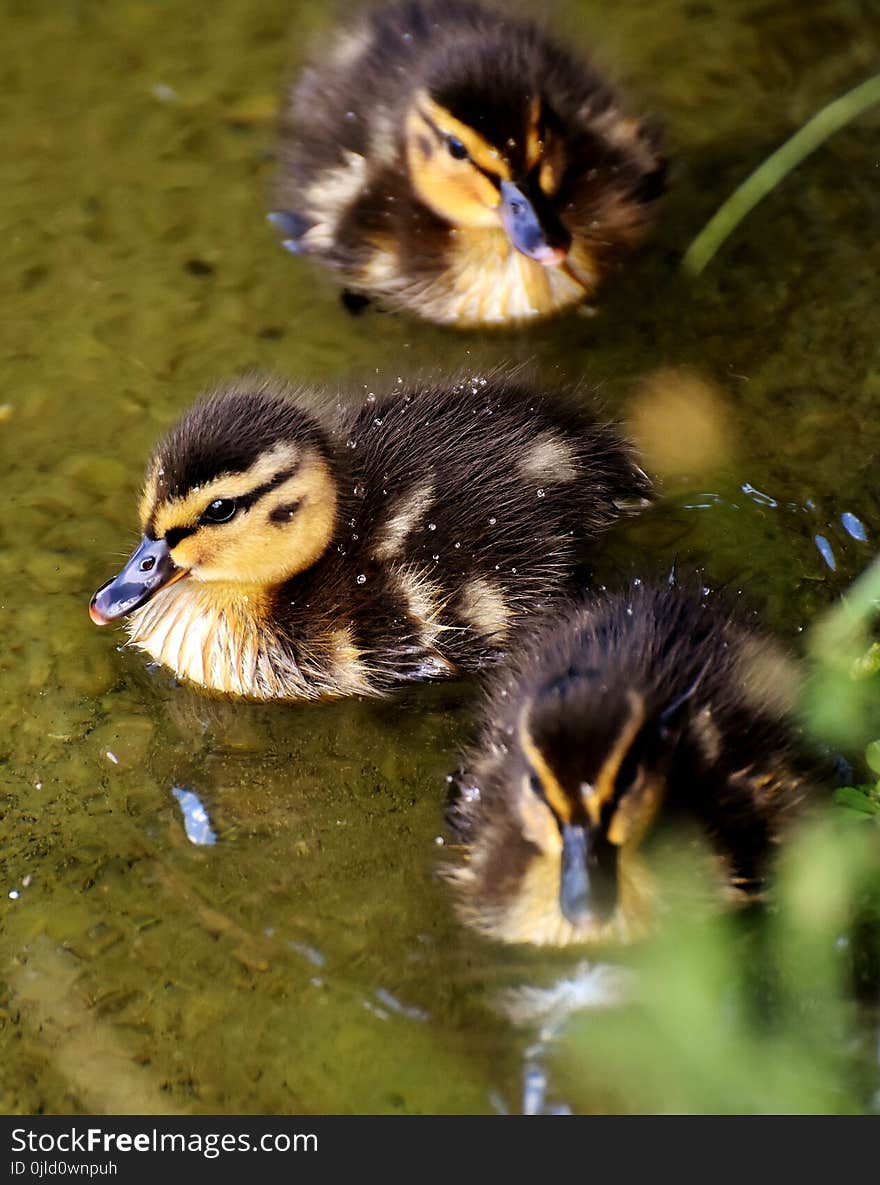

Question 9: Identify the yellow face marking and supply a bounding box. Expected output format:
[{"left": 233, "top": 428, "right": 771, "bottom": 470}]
[
  {"left": 416, "top": 92, "right": 511, "bottom": 177},
  {"left": 518, "top": 710, "right": 572, "bottom": 825},
  {"left": 525, "top": 95, "right": 542, "bottom": 171},
  {"left": 141, "top": 443, "right": 302, "bottom": 534},
  {"left": 607, "top": 771, "right": 665, "bottom": 847},
  {"left": 405, "top": 90, "right": 509, "bottom": 230},
  {"left": 538, "top": 133, "right": 566, "bottom": 197},
  {"left": 454, "top": 837, "right": 653, "bottom": 947},
  {"left": 584, "top": 691, "right": 647, "bottom": 827},
  {"left": 523, "top": 95, "right": 567, "bottom": 198},
  {"left": 139, "top": 445, "right": 337, "bottom": 589}
]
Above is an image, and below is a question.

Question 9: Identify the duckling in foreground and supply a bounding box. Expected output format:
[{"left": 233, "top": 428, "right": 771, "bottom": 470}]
[
  {"left": 445, "top": 583, "right": 819, "bottom": 946},
  {"left": 271, "top": 0, "right": 665, "bottom": 327},
  {"left": 89, "top": 375, "right": 650, "bottom": 700}
]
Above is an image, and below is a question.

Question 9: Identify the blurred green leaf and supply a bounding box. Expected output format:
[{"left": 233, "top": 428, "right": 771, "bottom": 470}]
[
  {"left": 555, "top": 822, "right": 879, "bottom": 1113},
  {"left": 865, "top": 740, "right": 880, "bottom": 775},
  {"left": 833, "top": 786, "right": 879, "bottom": 817},
  {"left": 851, "top": 643, "right": 880, "bottom": 679}
]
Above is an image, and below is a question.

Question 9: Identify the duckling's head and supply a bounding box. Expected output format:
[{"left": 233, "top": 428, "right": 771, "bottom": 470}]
[
  {"left": 90, "top": 382, "right": 338, "bottom": 624},
  {"left": 405, "top": 83, "right": 570, "bottom": 263},
  {"left": 454, "top": 664, "right": 697, "bottom": 947},
  {"left": 403, "top": 31, "right": 663, "bottom": 270}
]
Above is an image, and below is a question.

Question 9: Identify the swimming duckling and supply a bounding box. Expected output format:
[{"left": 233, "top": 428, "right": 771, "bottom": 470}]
[
  {"left": 89, "top": 374, "right": 650, "bottom": 700},
  {"left": 271, "top": 0, "right": 665, "bottom": 327},
  {"left": 445, "top": 583, "right": 819, "bottom": 946}
]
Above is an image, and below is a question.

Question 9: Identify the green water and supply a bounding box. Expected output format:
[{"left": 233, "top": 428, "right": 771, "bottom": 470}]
[{"left": 1, "top": 0, "right": 879, "bottom": 1114}]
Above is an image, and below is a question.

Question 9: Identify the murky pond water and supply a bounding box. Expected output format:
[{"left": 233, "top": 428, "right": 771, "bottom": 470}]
[{"left": 2, "top": 0, "right": 879, "bottom": 1113}]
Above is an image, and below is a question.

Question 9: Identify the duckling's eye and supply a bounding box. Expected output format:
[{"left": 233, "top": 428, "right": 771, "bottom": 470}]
[
  {"left": 446, "top": 136, "right": 469, "bottom": 161},
  {"left": 529, "top": 772, "right": 545, "bottom": 801},
  {"left": 201, "top": 498, "right": 238, "bottom": 525}
]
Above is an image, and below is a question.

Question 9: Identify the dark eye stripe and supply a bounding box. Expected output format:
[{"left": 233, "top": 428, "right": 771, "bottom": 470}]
[
  {"left": 269, "top": 498, "right": 303, "bottom": 524},
  {"left": 417, "top": 105, "right": 501, "bottom": 186},
  {"left": 158, "top": 463, "right": 303, "bottom": 544},
  {"left": 235, "top": 463, "right": 302, "bottom": 511},
  {"left": 164, "top": 525, "right": 195, "bottom": 549}
]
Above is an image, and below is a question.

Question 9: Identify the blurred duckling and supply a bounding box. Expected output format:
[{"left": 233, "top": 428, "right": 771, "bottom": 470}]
[
  {"left": 89, "top": 374, "right": 650, "bottom": 700},
  {"left": 271, "top": 0, "right": 665, "bottom": 327},
  {"left": 446, "top": 582, "right": 818, "bottom": 946}
]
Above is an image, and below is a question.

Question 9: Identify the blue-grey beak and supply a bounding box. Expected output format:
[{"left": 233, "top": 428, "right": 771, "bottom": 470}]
[
  {"left": 90, "top": 536, "right": 185, "bottom": 625},
  {"left": 499, "top": 179, "right": 571, "bottom": 265},
  {"left": 560, "top": 823, "right": 592, "bottom": 924},
  {"left": 559, "top": 822, "right": 619, "bottom": 927}
]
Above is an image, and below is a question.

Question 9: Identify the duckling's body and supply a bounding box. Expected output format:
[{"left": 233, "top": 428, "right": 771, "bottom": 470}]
[
  {"left": 89, "top": 375, "right": 650, "bottom": 700},
  {"left": 272, "top": 0, "right": 664, "bottom": 327},
  {"left": 446, "top": 583, "right": 818, "bottom": 946}
]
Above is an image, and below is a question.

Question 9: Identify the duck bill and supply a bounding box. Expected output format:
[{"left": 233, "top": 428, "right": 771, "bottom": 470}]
[
  {"left": 499, "top": 179, "right": 571, "bottom": 266},
  {"left": 89, "top": 536, "right": 187, "bottom": 625},
  {"left": 559, "top": 823, "right": 593, "bottom": 925}
]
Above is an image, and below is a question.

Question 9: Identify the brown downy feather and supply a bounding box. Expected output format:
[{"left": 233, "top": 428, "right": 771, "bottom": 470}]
[
  {"left": 90, "top": 372, "right": 651, "bottom": 700},
  {"left": 445, "top": 582, "right": 823, "bottom": 946},
  {"left": 272, "top": 0, "right": 664, "bottom": 327}
]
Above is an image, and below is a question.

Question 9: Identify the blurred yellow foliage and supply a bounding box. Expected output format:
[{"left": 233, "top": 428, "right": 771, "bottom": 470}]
[{"left": 629, "top": 368, "right": 734, "bottom": 479}]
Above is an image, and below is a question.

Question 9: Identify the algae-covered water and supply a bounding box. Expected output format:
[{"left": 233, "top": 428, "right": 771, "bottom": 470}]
[{"left": 1, "top": 0, "right": 879, "bottom": 1114}]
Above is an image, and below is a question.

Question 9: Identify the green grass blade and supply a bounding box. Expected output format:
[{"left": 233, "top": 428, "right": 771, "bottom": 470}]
[{"left": 682, "top": 72, "right": 880, "bottom": 277}]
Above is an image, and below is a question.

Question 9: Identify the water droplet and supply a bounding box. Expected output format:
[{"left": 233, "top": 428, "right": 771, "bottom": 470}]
[
  {"left": 346, "top": 438, "right": 358, "bottom": 449},
  {"left": 511, "top": 567, "right": 517, "bottom": 574},
  {"left": 8, "top": 889, "right": 21, "bottom": 900},
  {"left": 488, "top": 516, "right": 497, "bottom": 525},
  {"left": 536, "top": 488, "right": 545, "bottom": 498},
  {"left": 453, "top": 542, "right": 461, "bottom": 549},
  {"left": 373, "top": 417, "right": 384, "bottom": 427},
  {"left": 428, "top": 522, "right": 437, "bottom": 531},
  {"left": 365, "top": 392, "right": 376, "bottom": 403},
  {"left": 432, "top": 554, "right": 439, "bottom": 561},
  {"left": 356, "top": 573, "right": 367, "bottom": 585},
  {"left": 353, "top": 483, "right": 365, "bottom": 498}
]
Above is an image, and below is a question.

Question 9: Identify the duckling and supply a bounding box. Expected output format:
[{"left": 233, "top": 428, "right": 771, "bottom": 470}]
[
  {"left": 88, "top": 374, "right": 650, "bottom": 700},
  {"left": 445, "top": 582, "right": 819, "bottom": 946},
  {"left": 271, "top": 0, "right": 665, "bottom": 328}
]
